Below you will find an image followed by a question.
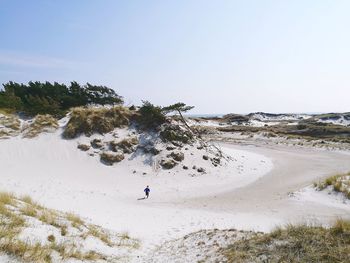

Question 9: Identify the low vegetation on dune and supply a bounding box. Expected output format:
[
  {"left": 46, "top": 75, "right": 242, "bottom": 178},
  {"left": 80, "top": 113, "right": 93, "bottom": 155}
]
[
  {"left": 217, "top": 121, "right": 350, "bottom": 143},
  {"left": 160, "top": 124, "right": 193, "bottom": 143},
  {"left": 315, "top": 172, "right": 350, "bottom": 199},
  {"left": 316, "top": 112, "right": 350, "bottom": 121},
  {"left": 222, "top": 220, "right": 350, "bottom": 263},
  {"left": 100, "top": 151, "right": 125, "bottom": 165},
  {"left": 22, "top": 114, "right": 59, "bottom": 138},
  {"left": 148, "top": 220, "right": 350, "bottom": 262},
  {"left": 0, "top": 191, "right": 140, "bottom": 262},
  {"left": 68, "top": 101, "right": 209, "bottom": 169},
  {"left": 110, "top": 136, "right": 139, "bottom": 154},
  {"left": 63, "top": 106, "right": 135, "bottom": 138},
  {"left": 0, "top": 113, "right": 21, "bottom": 138}
]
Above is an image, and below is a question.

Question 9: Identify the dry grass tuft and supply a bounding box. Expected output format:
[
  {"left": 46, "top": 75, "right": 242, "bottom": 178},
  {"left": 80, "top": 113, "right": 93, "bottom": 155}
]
[
  {"left": 38, "top": 209, "right": 60, "bottom": 228},
  {"left": 0, "top": 113, "right": 20, "bottom": 139},
  {"left": 63, "top": 106, "right": 134, "bottom": 138},
  {"left": 315, "top": 172, "right": 350, "bottom": 199},
  {"left": 23, "top": 114, "right": 59, "bottom": 138},
  {"left": 120, "top": 232, "right": 130, "bottom": 240},
  {"left": 19, "top": 204, "right": 37, "bottom": 217},
  {"left": 0, "top": 239, "right": 52, "bottom": 263},
  {"left": 20, "top": 195, "right": 42, "bottom": 209},
  {"left": 88, "top": 225, "right": 113, "bottom": 246},
  {"left": 20, "top": 195, "right": 35, "bottom": 205},
  {"left": 66, "top": 212, "right": 84, "bottom": 229},
  {"left": 51, "top": 242, "right": 105, "bottom": 261},
  {"left": 223, "top": 219, "right": 350, "bottom": 263},
  {"left": 100, "top": 151, "right": 125, "bottom": 165},
  {"left": 0, "top": 192, "right": 16, "bottom": 206}
]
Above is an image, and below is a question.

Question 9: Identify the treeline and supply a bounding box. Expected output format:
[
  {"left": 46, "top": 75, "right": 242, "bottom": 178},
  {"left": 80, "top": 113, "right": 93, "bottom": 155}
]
[{"left": 0, "top": 81, "right": 123, "bottom": 116}]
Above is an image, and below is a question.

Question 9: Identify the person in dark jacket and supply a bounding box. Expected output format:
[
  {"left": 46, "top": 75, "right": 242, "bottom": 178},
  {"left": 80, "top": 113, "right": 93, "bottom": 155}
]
[{"left": 144, "top": 186, "right": 150, "bottom": 198}]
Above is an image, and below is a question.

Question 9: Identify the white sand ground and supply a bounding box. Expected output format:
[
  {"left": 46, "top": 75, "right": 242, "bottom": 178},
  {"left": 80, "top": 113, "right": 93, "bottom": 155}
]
[
  {"left": 0, "top": 129, "right": 349, "bottom": 261},
  {"left": 0, "top": 129, "right": 272, "bottom": 259},
  {"left": 182, "top": 143, "right": 350, "bottom": 227}
]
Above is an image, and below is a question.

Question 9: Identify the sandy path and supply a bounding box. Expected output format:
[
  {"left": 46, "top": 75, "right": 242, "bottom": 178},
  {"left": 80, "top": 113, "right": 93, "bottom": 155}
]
[{"left": 173, "top": 142, "right": 350, "bottom": 226}]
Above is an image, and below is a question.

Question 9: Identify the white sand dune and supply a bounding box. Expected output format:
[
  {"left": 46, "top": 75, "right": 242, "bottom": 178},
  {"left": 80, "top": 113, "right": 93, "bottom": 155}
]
[{"left": 0, "top": 129, "right": 272, "bottom": 256}]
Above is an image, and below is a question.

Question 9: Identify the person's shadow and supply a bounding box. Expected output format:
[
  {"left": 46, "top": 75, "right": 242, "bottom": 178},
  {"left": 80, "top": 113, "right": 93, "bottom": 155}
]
[{"left": 137, "top": 197, "right": 146, "bottom": 201}]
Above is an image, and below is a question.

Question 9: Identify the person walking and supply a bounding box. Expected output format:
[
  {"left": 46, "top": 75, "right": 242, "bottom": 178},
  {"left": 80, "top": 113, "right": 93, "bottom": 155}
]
[{"left": 144, "top": 185, "right": 150, "bottom": 199}]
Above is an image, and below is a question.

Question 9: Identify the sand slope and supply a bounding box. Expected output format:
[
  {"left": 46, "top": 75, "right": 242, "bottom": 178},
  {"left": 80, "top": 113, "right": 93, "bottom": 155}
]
[{"left": 0, "top": 129, "right": 272, "bottom": 258}]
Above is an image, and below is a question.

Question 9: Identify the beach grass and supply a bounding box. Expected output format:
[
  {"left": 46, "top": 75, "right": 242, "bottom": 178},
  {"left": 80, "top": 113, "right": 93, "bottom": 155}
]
[{"left": 223, "top": 219, "right": 350, "bottom": 262}]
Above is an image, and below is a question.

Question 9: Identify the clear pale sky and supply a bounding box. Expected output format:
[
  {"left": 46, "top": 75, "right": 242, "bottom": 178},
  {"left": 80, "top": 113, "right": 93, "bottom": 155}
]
[{"left": 0, "top": 0, "right": 349, "bottom": 114}]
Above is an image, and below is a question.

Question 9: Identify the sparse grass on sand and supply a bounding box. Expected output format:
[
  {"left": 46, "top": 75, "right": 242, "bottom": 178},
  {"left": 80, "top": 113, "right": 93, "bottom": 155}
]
[
  {"left": 63, "top": 106, "right": 135, "bottom": 138},
  {"left": 315, "top": 172, "right": 350, "bottom": 199},
  {"left": 22, "top": 114, "right": 59, "bottom": 138},
  {"left": 87, "top": 225, "right": 113, "bottom": 247},
  {"left": 38, "top": 209, "right": 61, "bottom": 228},
  {"left": 66, "top": 212, "right": 84, "bottom": 228},
  {"left": 0, "top": 191, "right": 140, "bottom": 262},
  {"left": 223, "top": 219, "right": 350, "bottom": 263},
  {"left": 0, "top": 113, "right": 20, "bottom": 138}
]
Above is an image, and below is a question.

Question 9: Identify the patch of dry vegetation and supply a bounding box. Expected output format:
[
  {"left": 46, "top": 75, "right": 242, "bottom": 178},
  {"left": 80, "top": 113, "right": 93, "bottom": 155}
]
[
  {"left": 22, "top": 114, "right": 59, "bottom": 138},
  {"left": 314, "top": 172, "right": 350, "bottom": 199},
  {"left": 63, "top": 106, "right": 135, "bottom": 138},
  {"left": 217, "top": 121, "right": 350, "bottom": 144},
  {"left": 87, "top": 225, "right": 113, "bottom": 247},
  {"left": 100, "top": 151, "right": 125, "bottom": 165},
  {"left": 20, "top": 195, "right": 42, "bottom": 209},
  {"left": 66, "top": 212, "right": 84, "bottom": 229},
  {"left": 0, "top": 113, "right": 20, "bottom": 138},
  {"left": 77, "top": 143, "right": 90, "bottom": 151},
  {"left": 110, "top": 136, "right": 138, "bottom": 152},
  {"left": 50, "top": 242, "right": 105, "bottom": 261},
  {"left": 223, "top": 220, "right": 350, "bottom": 263},
  {"left": 315, "top": 172, "right": 350, "bottom": 199},
  {"left": 19, "top": 204, "right": 38, "bottom": 217},
  {"left": 38, "top": 209, "right": 60, "bottom": 228},
  {"left": 0, "top": 191, "right": 140, "bottom": 262}
]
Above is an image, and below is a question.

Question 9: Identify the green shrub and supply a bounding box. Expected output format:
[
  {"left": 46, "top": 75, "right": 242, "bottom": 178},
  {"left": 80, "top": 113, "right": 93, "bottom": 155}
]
[
  {"left": 137, "top": 101, "right": 166, "bottom": 129},
  {"left": 160, "top": 124, "right": 193, "bottom": 143}
]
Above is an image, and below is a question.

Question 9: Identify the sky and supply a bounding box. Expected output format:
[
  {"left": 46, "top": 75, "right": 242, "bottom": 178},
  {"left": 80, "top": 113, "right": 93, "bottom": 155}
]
[{"left": 0, "top": 0, "right": 349, "bottom": 114}]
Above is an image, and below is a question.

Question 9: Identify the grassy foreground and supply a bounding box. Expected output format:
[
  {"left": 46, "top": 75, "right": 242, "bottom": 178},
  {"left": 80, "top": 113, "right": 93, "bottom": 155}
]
[
  {"left": 223, "top": 220, "right": 350, "bottom": 263},
  {"left": 0, "top": 191, "right": 139, "bottom": 262}
]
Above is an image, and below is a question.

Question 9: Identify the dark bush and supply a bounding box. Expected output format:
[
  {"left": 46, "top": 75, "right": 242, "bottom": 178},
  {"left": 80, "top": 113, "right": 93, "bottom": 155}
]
[
  {"left": 160, "top": 124, "right": 193, "bottom": 143},
  {"left": 0, "top": 81, "right": 123, "bottom": 116},
  {"left": 137, "top": 101, "right": 166, "bottom": 129}
]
